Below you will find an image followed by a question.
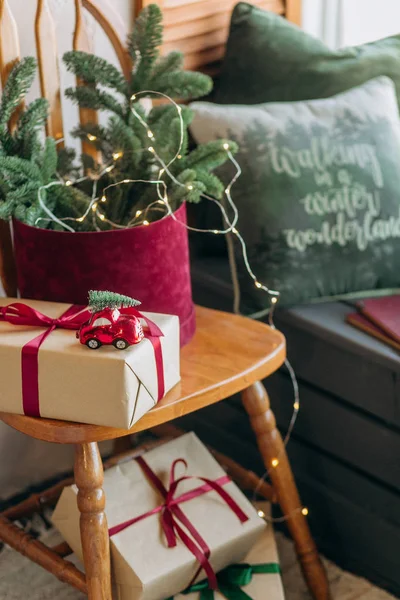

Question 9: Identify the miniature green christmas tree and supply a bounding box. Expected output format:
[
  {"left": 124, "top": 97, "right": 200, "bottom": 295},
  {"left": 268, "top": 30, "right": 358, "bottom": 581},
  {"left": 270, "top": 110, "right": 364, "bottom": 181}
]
[
  {"left": 63, "top": 3, "right": 237, "bottom": 225},
  {"left": 89, "top": 290, "right": 141, "bottom": 311}
]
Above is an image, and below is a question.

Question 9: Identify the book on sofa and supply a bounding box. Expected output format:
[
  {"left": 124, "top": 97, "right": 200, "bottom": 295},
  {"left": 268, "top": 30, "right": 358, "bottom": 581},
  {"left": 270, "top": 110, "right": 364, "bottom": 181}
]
[{"left": 346, "top": 295, "right": 400, "bottom": 351}]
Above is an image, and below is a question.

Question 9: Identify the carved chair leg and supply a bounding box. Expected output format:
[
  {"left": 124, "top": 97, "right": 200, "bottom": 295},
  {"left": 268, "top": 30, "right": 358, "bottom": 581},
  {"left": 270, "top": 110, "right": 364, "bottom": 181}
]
[
  {"left": 242, "top": 381, "right": 331, "bottom": 600},
  {"left": 74, "top": 442, "right": 112, "bottom": 600}
]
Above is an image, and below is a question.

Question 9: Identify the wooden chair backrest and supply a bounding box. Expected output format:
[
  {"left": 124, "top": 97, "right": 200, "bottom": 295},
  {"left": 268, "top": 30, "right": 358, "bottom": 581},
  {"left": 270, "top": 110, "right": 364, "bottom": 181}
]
[{"left": 0, "top": 0, "right": 131, "bottom": 297}]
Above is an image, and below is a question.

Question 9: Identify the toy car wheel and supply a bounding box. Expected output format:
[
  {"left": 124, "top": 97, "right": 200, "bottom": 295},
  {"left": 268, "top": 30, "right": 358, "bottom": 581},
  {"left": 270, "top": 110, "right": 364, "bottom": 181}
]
[
  {"left": 113, "top": 338, "right": 129, "bottom": 350},
  {"left": 86, "top": 338, "right": 101, "bottom": 349}
]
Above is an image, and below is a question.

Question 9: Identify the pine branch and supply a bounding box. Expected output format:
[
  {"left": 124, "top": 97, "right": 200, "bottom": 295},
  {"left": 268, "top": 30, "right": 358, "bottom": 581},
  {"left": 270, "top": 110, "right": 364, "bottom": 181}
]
[
  {"left": 0, "top": 155, "right": 42, "bottom": 182},
  {"left": 63, "top": 51, "right": 127, "bottom": 94},
  {"left": 194, "top": 170, "right": 225, "bottom": 199},
  {"left": 0, "top": 57, "right": 37, "bottom": 129},
  {"left": 107, "top": 115, "right": 144, "bottom": 169},
  {"left": 184, "top": 139, "right": 238, "bottom": 171},
  {"left": 57, "top": 147, "right": 78, "bottom": 177},
  {"left": 151, "top": 70, "right": 212, "bottom": 100},
  {"left": 15, "top": 98, "right": 49, "bottom": 141},
  {"left": 40, "top": 137, "right": 58, "bottom": 183},
  {"left": 149, "top": 51, "right": 184, "bottom": 84},
  {"left": 169, "top": 169, "right": 206, "bottom": 204},
  {"left": 129, "top": 4, "right": 163, "bottom": 91},
  {"left": 65, "top": 86, "right": 125, "bottom": 118}
]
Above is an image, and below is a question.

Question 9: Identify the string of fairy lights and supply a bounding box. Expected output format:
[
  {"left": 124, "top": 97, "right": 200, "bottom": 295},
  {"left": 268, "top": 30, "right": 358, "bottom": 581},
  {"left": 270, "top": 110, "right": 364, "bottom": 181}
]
[{"left": 33, "top": 91, "right": 305, "bottom": 523}]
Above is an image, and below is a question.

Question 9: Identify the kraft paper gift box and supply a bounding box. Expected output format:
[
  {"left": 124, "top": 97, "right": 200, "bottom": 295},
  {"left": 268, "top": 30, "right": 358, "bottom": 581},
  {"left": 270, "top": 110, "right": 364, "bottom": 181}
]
[
  {"left": 0, "top": 297, "right": 180, "bottom": 428},
  {"left": 174, "top": 502, "right": 285, "bottom": 600},
  {"left": 52, "top": 432, "right": 267, "bottom": 600}
]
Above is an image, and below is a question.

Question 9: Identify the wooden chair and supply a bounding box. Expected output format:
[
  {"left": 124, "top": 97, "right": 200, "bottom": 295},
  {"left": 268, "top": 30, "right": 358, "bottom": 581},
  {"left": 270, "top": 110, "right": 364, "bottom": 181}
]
[
  {"left": 0, "top": 306, "right": 330, "bottom": 599},
  {"left": 0, "top": 2, "right": 329, "bottom": 599}
]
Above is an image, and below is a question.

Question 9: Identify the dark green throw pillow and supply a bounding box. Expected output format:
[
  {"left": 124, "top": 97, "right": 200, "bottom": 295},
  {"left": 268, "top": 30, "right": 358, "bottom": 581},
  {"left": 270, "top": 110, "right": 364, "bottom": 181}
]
[
  {"left": 190, "top": 77, "right": 400, "bottom": 308},
  {"left": 214, "top": 2, "right": 400, "bottom": 107}
]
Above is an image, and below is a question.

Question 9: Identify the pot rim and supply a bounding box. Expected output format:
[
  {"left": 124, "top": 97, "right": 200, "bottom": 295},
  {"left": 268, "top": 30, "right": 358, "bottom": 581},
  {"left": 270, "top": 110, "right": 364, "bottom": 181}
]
[{"left": 12, "top": 201, "right": 187, "bottom": 237}]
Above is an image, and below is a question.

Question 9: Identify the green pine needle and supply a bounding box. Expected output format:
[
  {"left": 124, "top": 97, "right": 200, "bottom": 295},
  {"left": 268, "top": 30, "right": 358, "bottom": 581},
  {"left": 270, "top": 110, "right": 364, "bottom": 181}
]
[
  {"left": 0, "top": 57, "right": 37, "bottom": 129},
  {"left": 129, "top": 3, "right": 163, "bottom": 91},
  {"left": 63, "top": 51, "right": 127, "bottom": 95},
  {"left": 65, "top": 86, "right": 125, "bottom": 118},
  {"left": 88, "top": 290, "right": 141, "bottom": 311},
  {"left": 151, "top": 70, "right": 212, "bottom": 100}
]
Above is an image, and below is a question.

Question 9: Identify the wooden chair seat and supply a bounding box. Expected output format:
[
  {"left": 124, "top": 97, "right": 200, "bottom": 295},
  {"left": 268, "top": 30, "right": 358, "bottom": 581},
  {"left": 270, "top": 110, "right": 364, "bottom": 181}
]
[{"left": 0, "top": 306, "right": 285, "bottom": 444}]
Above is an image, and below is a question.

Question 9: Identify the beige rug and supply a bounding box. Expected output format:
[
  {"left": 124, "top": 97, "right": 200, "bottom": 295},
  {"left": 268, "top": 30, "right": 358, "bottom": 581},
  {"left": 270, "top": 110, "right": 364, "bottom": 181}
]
[{"left": 0, "top": 515, "right": 395, "bottom": 600}]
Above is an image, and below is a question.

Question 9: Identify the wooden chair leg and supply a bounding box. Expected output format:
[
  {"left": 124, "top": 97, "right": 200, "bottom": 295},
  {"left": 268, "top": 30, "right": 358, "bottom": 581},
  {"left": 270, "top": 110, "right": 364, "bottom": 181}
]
[
  {"left": 242, "top": 381, "right": 331, "bottom": 600},
  {"left": 74, "top": 442, "right": 112, "bottom": 600}
]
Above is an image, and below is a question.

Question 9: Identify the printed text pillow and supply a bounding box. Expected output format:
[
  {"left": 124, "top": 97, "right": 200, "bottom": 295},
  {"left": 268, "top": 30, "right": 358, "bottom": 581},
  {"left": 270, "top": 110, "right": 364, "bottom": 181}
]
[{"left": 190, "top": 77, "right": 400, "bottom": 308}]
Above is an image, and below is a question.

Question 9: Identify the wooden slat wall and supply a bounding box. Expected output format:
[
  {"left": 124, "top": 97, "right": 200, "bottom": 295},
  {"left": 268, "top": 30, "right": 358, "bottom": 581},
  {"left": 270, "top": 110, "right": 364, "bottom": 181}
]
[{"left": 137, "top": 0, "right": 297, "bottom": 72}]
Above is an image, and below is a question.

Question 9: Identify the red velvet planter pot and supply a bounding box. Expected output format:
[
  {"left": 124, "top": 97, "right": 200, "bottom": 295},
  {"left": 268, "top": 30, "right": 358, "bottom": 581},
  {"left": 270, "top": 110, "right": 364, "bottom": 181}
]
[{"left": 13, "top": 202, "right": 195, "bottom": 346}]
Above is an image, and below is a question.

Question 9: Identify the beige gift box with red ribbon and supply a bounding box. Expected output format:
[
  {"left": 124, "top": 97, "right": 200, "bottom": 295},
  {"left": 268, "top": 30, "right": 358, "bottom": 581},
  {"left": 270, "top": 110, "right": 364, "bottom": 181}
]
[
  {"left": 0, "top": 297, "right": 180, "bottom": 429},
  {"left": 174, "top": 502, "right": 285, "bottom": 600},
  {"left": 52, "top": 433, "right": 267, "bottom": 600}
]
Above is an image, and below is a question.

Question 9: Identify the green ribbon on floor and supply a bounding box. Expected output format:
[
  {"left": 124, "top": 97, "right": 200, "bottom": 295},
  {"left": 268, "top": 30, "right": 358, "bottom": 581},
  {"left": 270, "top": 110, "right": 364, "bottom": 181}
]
[{"left": 168, "top": 563, "right": 281, "bottom": 600}]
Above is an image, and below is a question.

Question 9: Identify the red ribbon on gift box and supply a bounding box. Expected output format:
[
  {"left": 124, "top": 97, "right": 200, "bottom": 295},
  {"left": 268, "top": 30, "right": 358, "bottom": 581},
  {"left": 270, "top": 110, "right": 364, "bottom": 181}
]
[
  {"left": 109, "top": 456, "right": 249, "bottom": 590},
  {"left": 0, "top": 302, "right": 165, "bottom": 418}
]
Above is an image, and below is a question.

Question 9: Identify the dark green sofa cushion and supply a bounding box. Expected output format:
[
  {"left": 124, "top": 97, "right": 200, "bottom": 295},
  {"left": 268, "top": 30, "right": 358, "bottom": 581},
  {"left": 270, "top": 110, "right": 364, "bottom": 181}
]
[{"left": 215, "top": 2, "right": 400, "bottom": 107}]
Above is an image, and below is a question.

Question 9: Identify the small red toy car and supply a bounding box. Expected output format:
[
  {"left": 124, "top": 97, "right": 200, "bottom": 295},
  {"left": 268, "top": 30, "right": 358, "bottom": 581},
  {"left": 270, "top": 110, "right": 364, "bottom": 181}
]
[{"left": 77, "top": 307, "right": 144, "bottom": 350}]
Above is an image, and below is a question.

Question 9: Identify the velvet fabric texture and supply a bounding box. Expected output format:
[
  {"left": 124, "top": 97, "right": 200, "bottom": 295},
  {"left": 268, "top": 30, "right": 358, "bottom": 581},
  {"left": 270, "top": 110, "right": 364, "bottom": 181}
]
[
  {"left": 13, "top": 203, "right": 195, "bottom": 346},
  {"left": 214, "top": 3, "right": 400, "bottom": 106}
]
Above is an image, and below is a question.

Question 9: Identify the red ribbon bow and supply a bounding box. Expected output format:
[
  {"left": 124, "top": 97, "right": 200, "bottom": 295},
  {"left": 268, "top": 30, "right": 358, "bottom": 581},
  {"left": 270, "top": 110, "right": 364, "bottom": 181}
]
[
  {"left": 109, "top": 456, "right": 249, "bottom": 590},
  {"left": 0, "top": 303, "right": 91, "bottom": 417},
  {"left": 0, "top": 302, "right": 165, "bottom": 418}
]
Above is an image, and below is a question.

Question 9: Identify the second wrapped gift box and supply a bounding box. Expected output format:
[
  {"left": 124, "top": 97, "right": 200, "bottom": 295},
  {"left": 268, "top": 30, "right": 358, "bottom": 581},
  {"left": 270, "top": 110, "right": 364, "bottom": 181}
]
[{"left": 52, "top": 432, "right": 266, "bottom": 600}]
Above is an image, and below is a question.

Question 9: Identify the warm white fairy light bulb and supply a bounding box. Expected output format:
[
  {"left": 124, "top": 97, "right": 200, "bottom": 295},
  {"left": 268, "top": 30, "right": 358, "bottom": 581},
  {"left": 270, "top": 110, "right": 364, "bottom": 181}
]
[
  {"left": 87, "top": 133, "right": 97, "bottom": 142},
  {"left": 135, "top": 210, "right": 142, "bottom": 217},
  {"left": 77, "top": 216, "right": 84, "bottom": 222},
  {"left": 91, "top": 203, "right": 97, "bottom": 212},
  {"left": 105, "top": 165, "right": 114, "bottom": 173},
  {"left": 148, "top": 146, "right": 155, "bottom": 153},
  {"left": 223, "top": 143, "right": 230, "bottom": 150},
  {"left": 187, "top": 184, "right": 193, "bottom": 190},
  {"left": 113, "top": 151, "right": 123, "bottom": 160},
  {"left": 255, "top": 281, "right": 262, "bottom": 288},
  {"left": 257, "top": 510, "right": 265, "bottom": 518},
  {"left": 271, "top": 296, "right": 278, "bottom": 304},
  {"left": 302, "top": 508, "right": 309, "bottom": 516},
  {"left": 65, "top": 180, "right": 72, "bottom": 187},
  {"left": 98, "top": 213, "right": 105, "bottom": 221},
  {"left": 143, "top": 220, "right": 149, "bottom": 226},
  {"left": 101, "top": 195, "right": 106, "bottom": 203},
  {"left": 294, "top": 402, "right": 300, "bottom": 410},
  {"left": 271, "top": 458, "right": 279, "bottom": 468}
]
